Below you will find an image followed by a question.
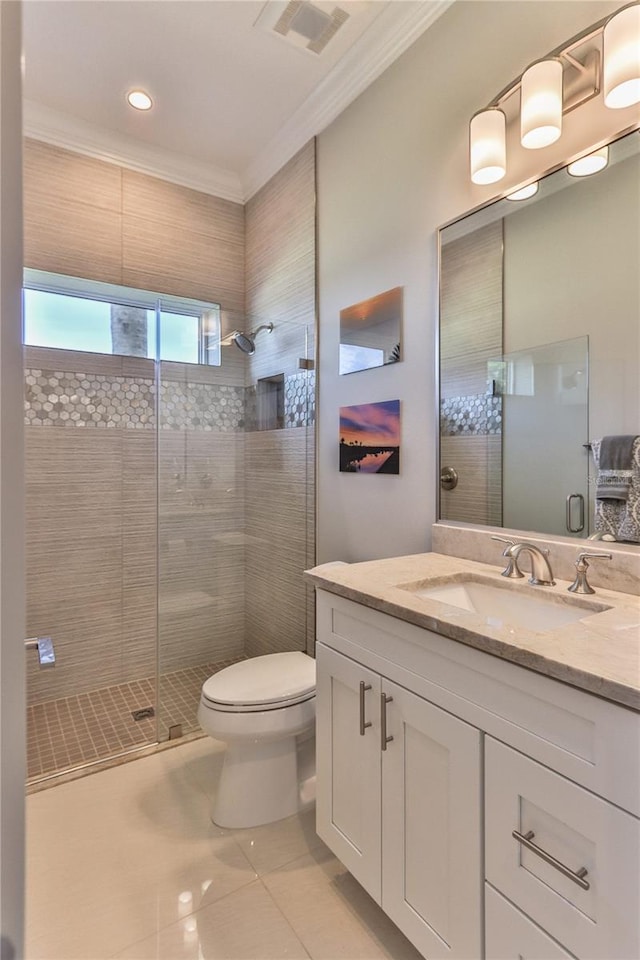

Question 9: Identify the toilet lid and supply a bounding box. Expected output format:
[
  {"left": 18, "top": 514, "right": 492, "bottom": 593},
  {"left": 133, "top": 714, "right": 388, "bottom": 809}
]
[{"left": 202, "top": 651, "right": 316, "bottom": 708}]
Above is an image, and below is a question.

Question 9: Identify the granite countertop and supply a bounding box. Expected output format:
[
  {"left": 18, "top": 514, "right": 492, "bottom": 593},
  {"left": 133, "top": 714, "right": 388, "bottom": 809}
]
[{"left": 305, "top": 553, "right": 640, "bottom": 712}]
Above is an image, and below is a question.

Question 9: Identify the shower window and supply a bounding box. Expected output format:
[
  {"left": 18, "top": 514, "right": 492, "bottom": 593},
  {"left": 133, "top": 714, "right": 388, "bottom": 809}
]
[{"left": 23, "top": 270, "right": 222, "bottom": 366}]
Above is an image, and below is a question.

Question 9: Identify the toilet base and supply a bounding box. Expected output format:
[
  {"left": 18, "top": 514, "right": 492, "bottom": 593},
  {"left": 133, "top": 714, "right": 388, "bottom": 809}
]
[{"left": 212, "top": 734, "right": 315, "bottom": 829}]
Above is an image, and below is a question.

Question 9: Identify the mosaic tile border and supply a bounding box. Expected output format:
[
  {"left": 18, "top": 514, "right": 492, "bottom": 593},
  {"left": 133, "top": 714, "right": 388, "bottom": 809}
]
[
  {"left": 159, "top": 381, "right": 245, "bottom": 432},
  {"left": 25, "top": 368, "right": 315, "bottom": 432},
  {"left": 25, "top": 369, "right": 155, "bottom": 430},
  {"left": 440, "top": 394, "right": 502, "bottom": 436}
]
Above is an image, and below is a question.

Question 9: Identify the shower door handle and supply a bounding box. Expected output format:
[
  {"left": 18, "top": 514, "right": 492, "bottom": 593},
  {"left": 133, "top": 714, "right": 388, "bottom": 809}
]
[{"left": 566, "top": 493, "right": 585, "bottom": 533}]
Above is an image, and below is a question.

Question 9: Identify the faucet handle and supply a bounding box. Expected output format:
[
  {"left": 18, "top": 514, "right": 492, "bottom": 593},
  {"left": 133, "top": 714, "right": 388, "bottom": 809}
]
[
  {"left": 568, "top": 551, "right": 612, "bottom": 595},
  {"left": 491, "top": 535, "right": 524, "bottom": 579}
]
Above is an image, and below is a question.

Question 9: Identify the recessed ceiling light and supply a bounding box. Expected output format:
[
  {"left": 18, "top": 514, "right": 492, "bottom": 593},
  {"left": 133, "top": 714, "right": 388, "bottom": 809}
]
[
  {"left": 506, "top": 182, "right": 539, "bottom": 201},
  {"left": 567, "top": 145, "right": 609, "bottom": 177},
  {"left": 127, "top": 90, "right": 153, "bottom": 111}
]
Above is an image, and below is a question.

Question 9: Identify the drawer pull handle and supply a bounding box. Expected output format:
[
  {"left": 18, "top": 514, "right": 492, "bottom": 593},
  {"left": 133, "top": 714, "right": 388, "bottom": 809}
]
[
  {"left": 512, "top": 830, "right": 590, "bottom": 891},
  {"left": 381, "top": 693, "right": 393, "bottom": 751},
  {"left": 359, "top": 681, "right": 372, "bottom": 736}
]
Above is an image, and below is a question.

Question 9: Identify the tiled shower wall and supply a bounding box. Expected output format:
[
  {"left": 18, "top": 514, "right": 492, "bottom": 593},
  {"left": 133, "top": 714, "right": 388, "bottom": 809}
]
[
  {"left": 244, "top": 141, "right": 317, "bottom": 660},
  {"left": 25, "top": 347, "right": 158, "bottom": 704},
  {"left": 24, "top": 135, "right": 316, "bottom": 710},
  {"left": 24, "top": 344, "right": 314, "bottom": 704},
  {"left": 439, "top": 220, "right": 503, "bottom": 527}
]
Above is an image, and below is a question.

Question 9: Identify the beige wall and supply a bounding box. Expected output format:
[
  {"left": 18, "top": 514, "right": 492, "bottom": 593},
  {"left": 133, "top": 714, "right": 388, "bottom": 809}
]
[
  {"left": 22, "top": 143, "right": 249, "bottom": 702},
  {"left": 316, "top": 0, "right": 631, "bottom": 563},
  {"left": 439, "top": 221, "right": 503, "bottom": 527},
  {"left": 24, "top": 347, "right": 249, "bottom": 704},
  {"left": 244, "top": 141, "right": 316, "bottom": 658},
  {"left": 23, "top": 136, "right": 316, "bottom": 703},
  {"left": 24, "top": 139, "right": 245, "bottom": 331}
]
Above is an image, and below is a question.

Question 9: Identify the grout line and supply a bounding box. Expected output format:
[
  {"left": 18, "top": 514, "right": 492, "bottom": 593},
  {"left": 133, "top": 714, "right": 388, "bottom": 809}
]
[{"left": 27, "top": 656, "right": 245, "bottom": 786}]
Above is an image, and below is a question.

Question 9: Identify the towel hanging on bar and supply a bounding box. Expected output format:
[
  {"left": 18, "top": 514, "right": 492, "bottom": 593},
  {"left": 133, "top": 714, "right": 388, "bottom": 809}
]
[
  {"left": 596, "top": 435, "right": 639, "bottom": 502},
  {"left": 590, "top": 438, "right": 640, "bottom": 543}
]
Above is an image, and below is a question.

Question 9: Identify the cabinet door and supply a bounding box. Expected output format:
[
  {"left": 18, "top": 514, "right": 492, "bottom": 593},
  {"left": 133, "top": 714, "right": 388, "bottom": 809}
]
[
  {"left": 485, "top": 885, "right": 575, "bottom": 960},
  {"left": 485, "top": 737, "right": 640, "bottom": 960},
  {"left": 382, "top": 680, "right": 482, "bottom": 960},
  {"left": 316, "top": 643, "right": 382, "bottom": 903}
]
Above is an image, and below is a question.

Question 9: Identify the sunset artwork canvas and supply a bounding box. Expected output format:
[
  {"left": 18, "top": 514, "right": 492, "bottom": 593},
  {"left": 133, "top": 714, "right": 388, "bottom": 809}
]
[{"left": 339, "top": 400, "right": 401, "bottom": 474}]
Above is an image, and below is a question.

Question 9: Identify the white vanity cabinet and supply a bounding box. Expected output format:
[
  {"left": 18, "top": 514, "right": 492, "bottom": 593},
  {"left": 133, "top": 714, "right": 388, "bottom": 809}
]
[
  {"left": 314, "top": 588, "right": 640, "bottom": 960},
  {"left": 316, "top": 643, "right": 482, "bottom": 960}
]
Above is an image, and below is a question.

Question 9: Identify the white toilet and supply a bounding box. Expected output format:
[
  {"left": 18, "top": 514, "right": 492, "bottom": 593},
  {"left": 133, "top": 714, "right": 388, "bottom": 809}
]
[{"left": 198, "top": 651, "right": 316, "bottom": 829}]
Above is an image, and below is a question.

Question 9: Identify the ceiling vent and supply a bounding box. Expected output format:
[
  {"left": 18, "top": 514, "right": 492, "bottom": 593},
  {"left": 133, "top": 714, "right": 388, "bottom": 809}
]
[{"left": 256, "top": 1, "right": 351, "bottom": 56}]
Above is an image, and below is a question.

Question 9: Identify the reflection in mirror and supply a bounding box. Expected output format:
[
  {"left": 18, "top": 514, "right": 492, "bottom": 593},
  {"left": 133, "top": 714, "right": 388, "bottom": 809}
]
[
  {"left": 438, "top": 129, "right": 640, "bottom": 544},
  {"left": 339, "top": 286, "right": 402, "bottom": 375}
]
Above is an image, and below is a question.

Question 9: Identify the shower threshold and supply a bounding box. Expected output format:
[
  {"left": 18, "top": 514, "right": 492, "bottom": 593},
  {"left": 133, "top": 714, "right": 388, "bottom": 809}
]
[{"left": 27, "top": 657, "right": 244, "bottom": 787}]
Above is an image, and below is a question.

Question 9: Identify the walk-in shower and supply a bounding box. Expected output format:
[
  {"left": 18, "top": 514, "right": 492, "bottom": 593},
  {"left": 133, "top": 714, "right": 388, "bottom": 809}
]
[{"left": 24, "top": 273, "right": 315, "bottom": 783}]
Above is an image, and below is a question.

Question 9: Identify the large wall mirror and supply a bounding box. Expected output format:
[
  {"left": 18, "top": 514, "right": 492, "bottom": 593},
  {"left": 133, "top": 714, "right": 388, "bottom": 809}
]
[{"left": 438, "top": 128, "right": 639, "bottom": 545}]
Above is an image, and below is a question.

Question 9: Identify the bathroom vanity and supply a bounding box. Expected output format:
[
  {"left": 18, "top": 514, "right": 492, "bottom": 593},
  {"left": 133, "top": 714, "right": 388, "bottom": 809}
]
[{"left": 306, "top": 554, "right": 640, "bottom": 960}]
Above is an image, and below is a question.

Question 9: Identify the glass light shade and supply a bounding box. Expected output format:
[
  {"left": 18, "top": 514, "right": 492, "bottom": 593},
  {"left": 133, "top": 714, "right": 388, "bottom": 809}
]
[
  {"left": 506, "top": 182, "right": 539, "bottom": 201},
  {"left": 127, "top": 90, "right": 153, "bottom": 110},
  {"left": 567, "top": 145, "right": 609, "bottom": 177},
  {"left": 604, "top": 5, "right": 640, "bottom": 108},
  {"left": 520, "top": 59, "right": 563, "bottom": 149},
  {"left": 470, "top": 109, "right": 506, "bottom": 184}
]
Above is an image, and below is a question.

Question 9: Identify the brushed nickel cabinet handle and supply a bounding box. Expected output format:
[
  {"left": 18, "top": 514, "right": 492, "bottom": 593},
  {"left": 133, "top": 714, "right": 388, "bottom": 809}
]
[
  {"left": 512, "top": 829, "right": 590, "bottom": 890},
  {"left": 381, "top": 692, "right": 393, "bottom": 751},
  {"left": 359, "top": 681, "right": 372, "bottom": 736}
]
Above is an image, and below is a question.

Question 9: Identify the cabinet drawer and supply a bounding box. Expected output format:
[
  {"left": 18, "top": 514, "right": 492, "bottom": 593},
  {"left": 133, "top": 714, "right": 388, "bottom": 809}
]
[
  {"left": 485, "top": 885, "right": 575, "bottom": 960},
  {"left": 485, "top": 738, "right": 640, "bottom": 960}
]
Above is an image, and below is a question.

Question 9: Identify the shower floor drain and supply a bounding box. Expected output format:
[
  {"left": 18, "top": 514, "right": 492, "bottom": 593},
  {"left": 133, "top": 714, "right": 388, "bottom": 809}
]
[{"left": 131, "top": 707, "right": 155, "bottom": 722}]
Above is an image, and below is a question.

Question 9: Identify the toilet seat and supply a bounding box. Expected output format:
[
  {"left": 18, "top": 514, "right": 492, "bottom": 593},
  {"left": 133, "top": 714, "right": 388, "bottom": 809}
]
[{"left": 201, "top": 651, "right": 316, "bottom": 713}]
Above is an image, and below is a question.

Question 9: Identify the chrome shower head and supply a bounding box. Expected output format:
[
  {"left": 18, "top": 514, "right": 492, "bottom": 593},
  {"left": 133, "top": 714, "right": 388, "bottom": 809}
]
[
  {"left": 231, "top": 322, "right": 274, "bottom": 355},
  {"left": 232, "top": 332, "right": 255, "bottom": 355}
]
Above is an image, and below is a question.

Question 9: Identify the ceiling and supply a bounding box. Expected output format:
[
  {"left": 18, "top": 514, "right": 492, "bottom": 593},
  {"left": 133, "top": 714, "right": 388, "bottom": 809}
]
[{"left": 22, "top": 0, "right": 450, "bottom": 201}]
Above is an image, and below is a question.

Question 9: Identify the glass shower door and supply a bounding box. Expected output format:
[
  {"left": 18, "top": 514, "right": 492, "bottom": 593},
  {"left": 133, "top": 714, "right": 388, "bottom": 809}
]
[
  {"left": 501, "top": 336, "right": 589, "bottom": 537},
  {"left": 156, "top": 314, "right": 315, "bottom": 743}
]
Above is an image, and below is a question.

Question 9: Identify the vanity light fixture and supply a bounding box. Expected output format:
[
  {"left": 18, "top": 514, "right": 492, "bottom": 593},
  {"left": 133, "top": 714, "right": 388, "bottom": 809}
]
[
  {"left": 127, "top": 89, "right": 153, "bottom": 111},
  {"left": 604, "top": 3, "right": 640, "bottom": 108},
  {"left": 520, "top": 59, "right": 563, "bottom": 149},
  {"left": 469, "top": 1, "right": 640, "bottom": 185},
  {"left": 506, "top": 182, "right": 539, "bottom": 201},
  {"left": 567, "top": 145, "right": 610, "bottom": 176},
  {"left": 470, "top": 108, "right": 506, "bottom": 184}
]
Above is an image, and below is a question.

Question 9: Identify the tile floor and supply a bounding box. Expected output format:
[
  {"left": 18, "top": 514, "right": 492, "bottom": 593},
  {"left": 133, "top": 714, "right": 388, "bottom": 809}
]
[
  {"left": 27, "top": 659, "right": 244, "bottom": 782},
  {"left": 25, "top": 737, "right": 423, "bottom": 960}
]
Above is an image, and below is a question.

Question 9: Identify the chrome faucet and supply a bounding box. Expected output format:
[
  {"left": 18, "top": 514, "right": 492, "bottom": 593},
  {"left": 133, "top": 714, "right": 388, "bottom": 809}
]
[{"left": 491, "top": 536, "right": 555, "bottom": 586}]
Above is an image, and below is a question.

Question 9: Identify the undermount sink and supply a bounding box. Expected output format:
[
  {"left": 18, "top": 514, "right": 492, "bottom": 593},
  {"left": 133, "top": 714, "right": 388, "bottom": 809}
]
[{"left": 398, "top": 576, "right": 612, "bottom": 633}]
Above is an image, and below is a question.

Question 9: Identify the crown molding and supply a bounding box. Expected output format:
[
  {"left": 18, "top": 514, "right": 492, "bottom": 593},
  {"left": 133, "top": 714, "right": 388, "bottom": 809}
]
[
  {"left": 242, "top": 0, "right": 453, "bottom": 199},
  {"left": 23, "top": 0, "right": 452, "bottom": 205},
  {"left": 23, "top": 100, "right": 244, "bottom": 203}
]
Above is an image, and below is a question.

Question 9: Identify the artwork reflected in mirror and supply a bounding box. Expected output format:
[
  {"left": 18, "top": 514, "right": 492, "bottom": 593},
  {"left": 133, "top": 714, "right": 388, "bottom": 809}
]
[
  {"left": 438, "top": 129, "right": 640, "bottom": 543},
  {"left": 339, "top": 400, "right": 400, "bottom": 474},
  {"left": 339, "top": 287, "right": 402, "bottom": 375}
]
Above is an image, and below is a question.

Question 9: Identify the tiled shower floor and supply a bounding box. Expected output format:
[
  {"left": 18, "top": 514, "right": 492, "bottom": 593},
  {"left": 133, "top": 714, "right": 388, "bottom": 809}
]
[{"left": 27, "top": 658, "right": 243, "bottom": 782}]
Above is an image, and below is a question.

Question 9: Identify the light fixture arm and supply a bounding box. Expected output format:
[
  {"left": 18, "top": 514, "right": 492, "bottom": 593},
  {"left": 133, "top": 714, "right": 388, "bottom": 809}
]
[
  {"left": 469, "top": 1, "right": 640, "bottom": 186},
  {"left": 485, "top": 19, "right": 606, "bottom": 116}
]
